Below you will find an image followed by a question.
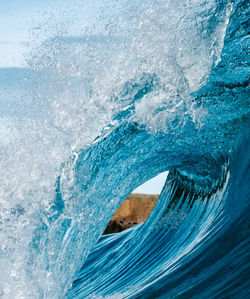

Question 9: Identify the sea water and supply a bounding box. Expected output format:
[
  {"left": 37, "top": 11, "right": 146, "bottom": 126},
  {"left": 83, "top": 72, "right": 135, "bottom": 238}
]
[{"left": 0, "top": 0, "right": 249, "bottom": 298}]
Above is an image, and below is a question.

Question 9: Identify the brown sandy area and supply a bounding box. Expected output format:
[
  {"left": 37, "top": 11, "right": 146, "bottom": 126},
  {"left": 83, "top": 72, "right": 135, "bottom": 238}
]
[{"left": 103, "top": 193, "right": 159, "bottom": 234}]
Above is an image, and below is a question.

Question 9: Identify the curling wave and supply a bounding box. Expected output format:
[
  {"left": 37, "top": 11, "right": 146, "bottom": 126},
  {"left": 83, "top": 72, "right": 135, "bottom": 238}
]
[{"left": 0, "top": 0, "right": 249, "bottom": 298}]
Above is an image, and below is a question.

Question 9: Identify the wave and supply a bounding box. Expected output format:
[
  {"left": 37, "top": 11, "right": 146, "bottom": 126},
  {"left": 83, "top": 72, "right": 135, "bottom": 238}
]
[{"left": 0, "top": 0, "right": 249, "bottom": 298}]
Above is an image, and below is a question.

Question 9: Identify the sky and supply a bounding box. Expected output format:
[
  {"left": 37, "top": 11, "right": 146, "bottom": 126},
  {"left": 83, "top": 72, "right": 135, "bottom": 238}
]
[
  {"left": 0, "top": 0, "right": 102, "bottom": 67},
  {"left": 0, "top": 0, "right": 69, "bottom": 67},
  {"left": 134, "top": 172, "right": 169, "bottom": 194},
  {"left": 0, "top": 0, "right": 41, "bottom": 67}
]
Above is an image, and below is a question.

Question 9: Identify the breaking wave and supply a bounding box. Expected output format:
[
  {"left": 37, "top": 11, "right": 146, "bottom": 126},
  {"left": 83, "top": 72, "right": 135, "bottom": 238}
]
[{"left": 0, "top": 0, "right": 249, "bottom": 298}]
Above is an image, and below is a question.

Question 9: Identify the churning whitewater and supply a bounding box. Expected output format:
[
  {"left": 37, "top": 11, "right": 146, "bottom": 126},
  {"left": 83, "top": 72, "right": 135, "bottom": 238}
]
[{"left": 0, "top": 0, "right": 249, "bottom": 298}]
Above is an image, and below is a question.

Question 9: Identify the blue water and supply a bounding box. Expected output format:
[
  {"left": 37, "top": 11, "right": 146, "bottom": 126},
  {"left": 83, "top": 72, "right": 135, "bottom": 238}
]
[{"left": 0, "top": 0, "right": 249, "bottom": 298}]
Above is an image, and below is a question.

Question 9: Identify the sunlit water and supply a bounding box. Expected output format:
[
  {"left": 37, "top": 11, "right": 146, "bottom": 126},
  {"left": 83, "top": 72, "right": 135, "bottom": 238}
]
[{"left": 0, "top": 0, "right": 249, "bottom": 298}]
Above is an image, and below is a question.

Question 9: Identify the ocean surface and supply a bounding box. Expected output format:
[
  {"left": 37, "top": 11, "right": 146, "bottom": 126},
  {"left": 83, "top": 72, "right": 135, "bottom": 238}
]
[{"left": 0, "top": 0, "right": 249, "bottom": 298}]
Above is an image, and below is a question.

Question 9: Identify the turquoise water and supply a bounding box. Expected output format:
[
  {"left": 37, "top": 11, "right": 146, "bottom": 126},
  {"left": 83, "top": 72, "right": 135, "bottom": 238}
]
[{"left": 0, "top": 0, "right": 249, "bottom": 298}]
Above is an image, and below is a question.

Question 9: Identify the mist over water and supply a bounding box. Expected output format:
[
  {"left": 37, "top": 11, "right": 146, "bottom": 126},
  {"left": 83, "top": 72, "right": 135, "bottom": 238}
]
[{"left": 0, "top": 0, "right": 249, "bottom": 298}]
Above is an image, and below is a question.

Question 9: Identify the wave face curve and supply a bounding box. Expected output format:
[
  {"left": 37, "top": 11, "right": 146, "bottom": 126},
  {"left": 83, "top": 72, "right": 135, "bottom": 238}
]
[{"left": 0, "top": 0, "right": 249, "bottom": 298}]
